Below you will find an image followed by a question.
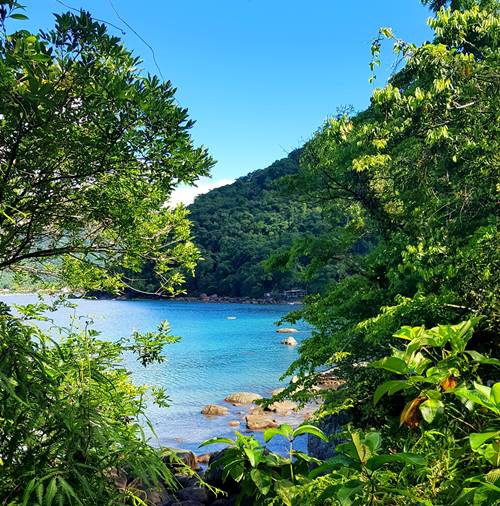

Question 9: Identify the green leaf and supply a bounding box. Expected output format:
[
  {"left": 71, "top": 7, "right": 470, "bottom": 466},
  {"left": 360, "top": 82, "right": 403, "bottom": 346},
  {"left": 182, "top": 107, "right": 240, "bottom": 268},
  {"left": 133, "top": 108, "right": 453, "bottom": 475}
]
[
  {"left": 199, "top": 437, "right": 234, "bottom": 448},
  {"left": 10, "top": 13, "right": 28, "bottom": 20},
  {"left": 492, "top": 383, "right": 500, "bottom": 406},
  {"left": 371, "top": 356, "right": 408, "bottom": 374},
  {"left": 470, "top": 432, "right": 500, "bottom": 451},
  {"left": 373, "top": 380, "right": 406, "bottom": 404},
  {"left": 244, "top": 447, "right": 262, "bottom": 467},
  {"left": 250, "top": 468, "right": 272, "bottom": 495},
  {"left": 264, "top": 424, "right": 292, "bottom": 442},
  {"left": 419, "top": 398, "right": 444, "bottom": 423},
  {"left": 366, "top": 452, "right": 425, "bottom": 470},
  {"left": 45, "top": 477, "right": 58, "bottom": 506},
  {"left": 337, "top": 479, "right": 364, "bottom": 505},
  {"left": 292, "top": 424, "right": 328, "bottom": 441}
]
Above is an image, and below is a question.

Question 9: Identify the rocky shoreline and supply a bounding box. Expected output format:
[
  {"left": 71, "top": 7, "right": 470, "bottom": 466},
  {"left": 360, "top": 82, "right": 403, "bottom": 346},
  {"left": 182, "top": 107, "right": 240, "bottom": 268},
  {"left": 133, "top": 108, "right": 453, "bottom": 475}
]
[{"left": 149, "top": 366, "right": 346, "bottom": 506}]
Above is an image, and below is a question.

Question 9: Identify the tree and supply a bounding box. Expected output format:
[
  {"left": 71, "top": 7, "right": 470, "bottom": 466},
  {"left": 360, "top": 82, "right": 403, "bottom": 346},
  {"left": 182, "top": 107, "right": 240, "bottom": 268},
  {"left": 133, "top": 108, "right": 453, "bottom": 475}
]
[
  {"left": 0, "top": 4, "right": 214, "bottom": 504},
  {"left": 0, "top": 3, "right": 213, "bottom": 295}
]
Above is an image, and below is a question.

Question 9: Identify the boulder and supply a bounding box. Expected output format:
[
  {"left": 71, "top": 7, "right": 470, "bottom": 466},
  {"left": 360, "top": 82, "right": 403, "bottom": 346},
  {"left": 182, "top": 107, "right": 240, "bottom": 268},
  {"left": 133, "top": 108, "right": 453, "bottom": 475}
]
[
  {"left": 162, "top": 448, "right": 199, "bottom": 471},
  {"left": 177, "top": 487, "right": 209, "bottom": 503},
  {"left": 245, "top": 413, "right": 278, "bottom": 431},
  {"left": 201, "top": 404, "right": 229, "bottom": 416},
  {"left": 196, "top": 453, "right": 212, "bottom": 465},
  {"left": 205, "top": 450, "right": 240, "bottom": 494},
  {"left": 267, "top": 400, "right": 297, "bottom": 416},
  {"left": 224, "top": 392, "right": 262, "bottom": 406},
  {"left": 280, "top": 336, "right": 298, "bottom": 346},
  {"left": 175, "top": 474, "right": 199, "bottom": 488},
  {"left": 276, "top": 328, "right": 298, "bottom": 333},
  {"left": 228, "top": 420, "right": 240, "bottom": 427}
]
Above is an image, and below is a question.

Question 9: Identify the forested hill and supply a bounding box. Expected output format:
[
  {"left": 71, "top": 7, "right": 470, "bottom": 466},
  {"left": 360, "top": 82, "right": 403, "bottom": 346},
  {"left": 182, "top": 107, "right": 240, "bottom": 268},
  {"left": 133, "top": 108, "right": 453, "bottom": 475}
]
[{"left": 184, "top": 149, "right": 330, "bottom": 298}]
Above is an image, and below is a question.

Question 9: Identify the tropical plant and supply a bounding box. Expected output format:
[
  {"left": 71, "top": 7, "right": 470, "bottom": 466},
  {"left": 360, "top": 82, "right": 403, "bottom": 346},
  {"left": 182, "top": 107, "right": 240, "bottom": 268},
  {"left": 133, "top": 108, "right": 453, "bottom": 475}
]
[
  {"left": 200, "top": 424, "right": 328, "bottom": 505},
  {"left": 0, "top": 299, "right": 181, "bottom": 505}
]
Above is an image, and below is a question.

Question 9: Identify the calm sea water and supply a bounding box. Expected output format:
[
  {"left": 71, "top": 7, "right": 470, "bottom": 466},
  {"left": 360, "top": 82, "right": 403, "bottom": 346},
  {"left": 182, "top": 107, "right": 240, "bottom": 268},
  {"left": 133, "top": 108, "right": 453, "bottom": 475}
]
[{"left": 1, "top": 295, "right": 308, "bottom": 453}]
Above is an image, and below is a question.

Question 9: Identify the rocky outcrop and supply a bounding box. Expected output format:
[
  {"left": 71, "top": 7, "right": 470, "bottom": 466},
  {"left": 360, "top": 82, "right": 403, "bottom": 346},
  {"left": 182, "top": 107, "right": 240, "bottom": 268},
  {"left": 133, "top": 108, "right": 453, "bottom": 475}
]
[
  {"left": 201, "top": 404, "right": 229, "bottom": 416},
  {"left": 276, "top": 328, "right": 298, "bottom": 333},
  {"left": 266, "top": 400, "right": 297, "bottom": 416},
  {"left": 245, "top": 413, "right": 278, "bottom": 431},
  {"left": 280, "top": 336, "right": 298, "bottom": 346},
  {"left": 307, "top": 412, "right": 350, "bottom": 461},
  {"left": 162, "top": 448, "right": 199, "bottom": 471},
  {"left": 224, "top": 392, "right": 262, "bottom": 405}
]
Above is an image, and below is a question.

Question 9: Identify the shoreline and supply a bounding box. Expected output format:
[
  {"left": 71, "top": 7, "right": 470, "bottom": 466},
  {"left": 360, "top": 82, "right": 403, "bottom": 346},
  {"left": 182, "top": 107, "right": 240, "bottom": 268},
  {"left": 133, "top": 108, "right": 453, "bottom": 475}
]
[{"left": 0, "top": 289, "right": 304, "bottom": 306}]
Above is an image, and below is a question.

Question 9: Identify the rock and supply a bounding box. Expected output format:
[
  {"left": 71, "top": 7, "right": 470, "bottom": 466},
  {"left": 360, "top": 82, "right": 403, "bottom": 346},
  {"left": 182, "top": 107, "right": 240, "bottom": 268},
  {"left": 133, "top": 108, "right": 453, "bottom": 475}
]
[
  {"left": 280, "top": 336, "right": 298, "bottom": 346},
  {"left": 175, "top": 474, "right": 199, "bottom": 488},
  {"left": 307, "top": 412, "right": 350, "bottom": 461},
  {"left": 245, "top": 413, "right": 278, "bottom": 431},
  {"left": 224, "top": 392, "right": 262, "bottom": 405},
  {"left": 211, "top": 497, "right": 237, "bottom": 506},
  {"left": 228, "top": 420, "right": 240, "bottom": 427},
  {"left": 205, "top": 450, "right": 240, "bottom": 494},
  {"left": 248, "top": 406, "right": 264, "bottom": 415},
  {"left": 177, "top": 487, "right": 209, "bottom": 503},
  {"left": 276, "top": 328, "right": 298, "bottom": 333},
  {"left": 196, "top": 453, "right": 212, "bottom": 465},
  {"left": 201, "top": 404, "right": 229, "bottom": 416},
  {"left": 267, "top": 400, "right": 297, "bottom": 416},
  {"left": 162, "top": 448, "right": 199, "bottom": 471},
  {"left": 167, "top": 501, "right": 204, "bottom": 506},
  {"left": 315, "top": 369, "right": 345, "bottom": 390},
  {"left": 271, "top": 387, "right": 285, "bottom": 397}
]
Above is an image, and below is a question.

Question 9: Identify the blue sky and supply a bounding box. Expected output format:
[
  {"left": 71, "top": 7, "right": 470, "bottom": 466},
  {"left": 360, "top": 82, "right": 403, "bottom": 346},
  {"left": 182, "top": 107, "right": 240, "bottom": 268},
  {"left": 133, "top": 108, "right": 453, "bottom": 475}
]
[{"left": 19, "top": 0, "right": 433, "bottom": 198}]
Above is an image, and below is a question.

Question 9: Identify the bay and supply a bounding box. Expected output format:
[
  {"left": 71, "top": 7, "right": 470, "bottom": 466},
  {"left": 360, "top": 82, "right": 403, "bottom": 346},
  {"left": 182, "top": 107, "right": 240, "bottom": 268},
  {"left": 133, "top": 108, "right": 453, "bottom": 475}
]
[{"left": 1, "top": 294, "right": 309, "bottom": 454}]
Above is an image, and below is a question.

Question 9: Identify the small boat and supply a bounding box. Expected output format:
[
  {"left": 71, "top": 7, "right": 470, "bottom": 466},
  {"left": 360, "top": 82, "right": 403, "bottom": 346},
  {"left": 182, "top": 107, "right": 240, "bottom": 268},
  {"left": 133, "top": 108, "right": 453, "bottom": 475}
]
[{"left": 227, "top": 316, "right": 237, "bottom": 320}]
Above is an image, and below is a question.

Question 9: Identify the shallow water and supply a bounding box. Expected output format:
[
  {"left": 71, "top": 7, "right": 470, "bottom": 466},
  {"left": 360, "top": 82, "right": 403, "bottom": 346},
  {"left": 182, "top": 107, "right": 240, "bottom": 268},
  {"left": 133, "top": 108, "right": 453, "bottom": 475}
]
[{"left": 1, "top": 294, "right": 309, "bottom": 454}]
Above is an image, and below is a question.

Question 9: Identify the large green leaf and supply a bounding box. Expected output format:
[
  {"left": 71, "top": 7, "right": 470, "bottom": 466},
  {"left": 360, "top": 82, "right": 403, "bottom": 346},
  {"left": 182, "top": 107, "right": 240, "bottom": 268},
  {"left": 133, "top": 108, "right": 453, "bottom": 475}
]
[
  {"left": 371, "top": 356, "right": 408, "bottom": 374},
  {"left": 250, "top": 468, "right": 272, "bottom": 495},
  {"left": 419, "top": 398, "right": 444, "bottom": 423},
  {"left": 292, "top": 424, "right": 328, "bottom": 441}
]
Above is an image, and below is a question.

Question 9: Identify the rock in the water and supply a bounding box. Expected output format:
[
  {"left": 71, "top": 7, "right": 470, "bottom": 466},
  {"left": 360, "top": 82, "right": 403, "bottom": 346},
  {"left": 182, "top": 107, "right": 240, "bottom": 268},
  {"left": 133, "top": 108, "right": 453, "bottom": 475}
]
[
  {"left": 267, "top": 400, "right": 297, "bottom": 416},
  {"left": 177, "top": 487, "right": 209, "bottom": 503},
  {"left": 224, "top": 392, "right": 262, "bottom": 405},
  {"left": 245, "top": 413, "right": 278, "bottom": 431},
  {"left": 196, "top": 453, "right": 211, "bottom": 465},
  {"left": 228, "top": 420, "right": 240, "bottom": 427},
  {"left": 162, "top": 448, "right": 199, "bottom": 471},
  {"left": 280, "top": 336, "right": 298, "bottom": 346},
  {"left": 201, "top": 404, "right": 229, "bottom": 416},
  {"left": 276, "top": 328, "right": 298, "bottom": 333}
]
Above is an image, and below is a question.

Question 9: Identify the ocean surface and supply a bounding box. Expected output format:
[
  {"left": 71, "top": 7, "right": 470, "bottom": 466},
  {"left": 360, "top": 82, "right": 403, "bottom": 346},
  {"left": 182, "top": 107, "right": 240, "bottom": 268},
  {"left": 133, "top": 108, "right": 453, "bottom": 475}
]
[{"left": 1, "top": 294, "right": 309, "bottom": 454}]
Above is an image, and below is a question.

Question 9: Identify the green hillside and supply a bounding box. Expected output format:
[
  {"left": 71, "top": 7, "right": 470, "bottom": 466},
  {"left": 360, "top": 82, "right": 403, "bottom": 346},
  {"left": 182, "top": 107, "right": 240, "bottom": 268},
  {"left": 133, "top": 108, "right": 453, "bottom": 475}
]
[{"left": 184, "top": 149, "right": 331, "bottom": 298}]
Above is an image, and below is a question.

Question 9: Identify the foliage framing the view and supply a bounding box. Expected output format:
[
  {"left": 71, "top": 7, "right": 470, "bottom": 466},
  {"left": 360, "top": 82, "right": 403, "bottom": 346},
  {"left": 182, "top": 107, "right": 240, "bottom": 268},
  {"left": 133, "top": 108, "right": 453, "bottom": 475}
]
[
  {"left": 0, "top": 2, "right": 213, "bottom": 295},
  {"left": 0, "top": 2, "right": 212, "bottom": 505}
]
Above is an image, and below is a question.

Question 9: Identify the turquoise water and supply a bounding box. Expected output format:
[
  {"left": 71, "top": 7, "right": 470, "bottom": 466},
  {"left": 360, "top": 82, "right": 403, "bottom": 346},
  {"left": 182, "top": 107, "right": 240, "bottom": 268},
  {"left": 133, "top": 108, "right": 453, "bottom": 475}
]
[{"left": 1, "top": 295, "right": 308, "bottom": 453}]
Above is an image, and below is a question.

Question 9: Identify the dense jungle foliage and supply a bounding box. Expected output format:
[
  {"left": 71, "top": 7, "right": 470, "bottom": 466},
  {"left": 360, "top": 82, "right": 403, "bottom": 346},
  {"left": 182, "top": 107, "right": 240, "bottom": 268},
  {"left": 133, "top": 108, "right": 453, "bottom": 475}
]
[
  {"left": 0, "top": 0, "right": 498, "bottom": 505},
  {"left": 248, "top": 0, "right": 499, "bottom": 503},
  {"left": 0, "top": 2, "right": 211, "bottom": 504},
  {"left": 184, "top": 150, "right": 332, "bottom": 298}
]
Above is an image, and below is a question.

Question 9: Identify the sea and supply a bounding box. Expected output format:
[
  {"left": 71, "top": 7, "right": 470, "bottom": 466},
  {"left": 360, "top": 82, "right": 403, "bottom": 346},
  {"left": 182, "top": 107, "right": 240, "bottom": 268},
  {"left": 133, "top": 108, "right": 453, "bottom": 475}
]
[{"left": 0, "top": 294, "right": 309, "bottom": 454}]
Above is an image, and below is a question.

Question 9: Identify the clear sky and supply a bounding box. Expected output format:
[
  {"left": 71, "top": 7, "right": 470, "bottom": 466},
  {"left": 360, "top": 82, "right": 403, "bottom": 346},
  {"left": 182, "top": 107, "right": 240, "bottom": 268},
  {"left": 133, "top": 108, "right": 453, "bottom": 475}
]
[{"left": 19, "top": 0, "right": 433, "bottom": 193}]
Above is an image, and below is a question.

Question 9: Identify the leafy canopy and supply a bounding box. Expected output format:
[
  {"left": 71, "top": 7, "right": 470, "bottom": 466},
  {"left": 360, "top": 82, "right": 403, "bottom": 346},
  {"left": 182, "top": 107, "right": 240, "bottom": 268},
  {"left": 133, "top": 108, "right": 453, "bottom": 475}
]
[{"left": 0, "top": 3, "right": 213, "bottom": 295}]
